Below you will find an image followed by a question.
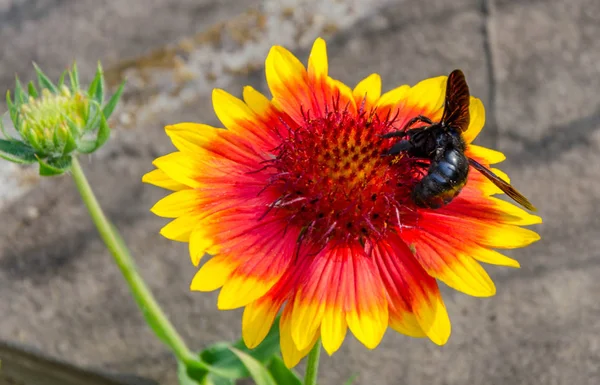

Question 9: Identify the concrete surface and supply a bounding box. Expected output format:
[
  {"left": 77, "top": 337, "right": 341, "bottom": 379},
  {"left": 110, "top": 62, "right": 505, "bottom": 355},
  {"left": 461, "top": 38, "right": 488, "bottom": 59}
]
[{"left": 1, "top": 0, "right": 599, "bottom": 384}]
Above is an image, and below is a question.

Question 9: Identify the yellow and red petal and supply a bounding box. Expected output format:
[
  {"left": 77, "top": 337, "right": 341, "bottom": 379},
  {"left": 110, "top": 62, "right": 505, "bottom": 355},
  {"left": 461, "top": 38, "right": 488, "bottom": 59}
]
[
  {"left": 402, "top": 229, "right": 496, "bottom": 297},
  {"left": 440, "top": 194, "right": 542, "bottom": 226},
  {"left": 343, "top": 246, "right": 389, "bottom": 350},
  {"left": 165, "top": 123, "right": 220, "bottom": 154},
  {"left": 379, "top": 234, "right": 451, "bottom": 345},
  {"left": 417, "top": 211, "right": 541, "bottom": 250},
  {"left": 212, "top": 89, "right": 278, "bottom": 151},
  {"left": 372, "top": 239, "right": 425, "bottom": 338},
  {"left": 265, "top": 45, "right": 311, "bottom": 125},
  {"left": 211, "top": 217, "right": 299, "bottom": 310}
]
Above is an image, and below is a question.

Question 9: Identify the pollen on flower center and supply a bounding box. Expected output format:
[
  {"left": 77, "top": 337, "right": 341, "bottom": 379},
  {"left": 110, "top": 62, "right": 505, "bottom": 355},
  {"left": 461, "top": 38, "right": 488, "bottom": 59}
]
[{"left": 263, "top": 106, "right": 420, "bottom": 244}]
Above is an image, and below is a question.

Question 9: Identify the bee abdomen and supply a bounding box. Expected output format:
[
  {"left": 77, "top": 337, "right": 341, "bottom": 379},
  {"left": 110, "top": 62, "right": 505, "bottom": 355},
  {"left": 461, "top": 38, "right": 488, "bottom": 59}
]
[{"left": 412, "top": 148, "right": 469, "bottom": 209}]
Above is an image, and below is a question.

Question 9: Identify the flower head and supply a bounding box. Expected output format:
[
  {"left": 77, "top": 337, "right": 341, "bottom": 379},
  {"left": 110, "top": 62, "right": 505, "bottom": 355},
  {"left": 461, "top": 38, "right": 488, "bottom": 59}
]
[
  {"left": 0, "top": 63, "right": 124, "bottom": 175},
  {"left": 144, "top": 38, "right": 541, "bottom": 367}
]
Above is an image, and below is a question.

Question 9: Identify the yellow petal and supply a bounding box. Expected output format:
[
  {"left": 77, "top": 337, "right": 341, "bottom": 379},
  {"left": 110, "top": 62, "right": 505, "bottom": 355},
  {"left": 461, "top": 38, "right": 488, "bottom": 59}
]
[
  {"left": 242, "top": 299, "right": 281, "bottom": 349},
  {"left": 488, "top": 196, "right": 543, "bottom": 226},
  {"left": 165, "top": 123, "right": 220, "bottom": 153},
  {"left": 413, "top": 291, "right": 451, "bottom": 346},
  {"left": 320, "top": 305, "right": 347, "bottom": 355},
  {"left": 353, "top": 73, "right": 382, "bottom": 106},
  {"left": 142, "top": 168, "right": 188, "bottom": 191},
  {"left": 153, "top": 152, "right": 204, "bottom": 188},
  {"left": 463, "top": 97, "right": 486, "bottom": 143},
  {"left": 421, "top": 236, "right": 497, "bottom": 297},
  {"left": 469, "top": 243, "right": 521, "bottom": 268},
  {"left": 346, "top": 306, "right": 388, "bottom": 349},
  {"left": 189, "top": 225, "right": 218, "bottom": 267},
  {"left": 243, "top": 86, "right": 272, "bottom": 116},
  {"left": 190, "top": 256, "right": 235, "bottom": 291},
  {"left": 388, "top": 309, "right": 425, "bottom": 338},
  {"left": 159, "top": 215, "right": 200, "bottom": 242},
  {"left": 483, "top": 224, "right": 541, "bottom": 249},
  {"left": 280, "top": 307, "right": 319, "bottom": 368},
  {"left": 291, "top": 300, "right": 326, "bottom": 351},
  {"left": 405, "top": 75, "right": 447, "bottom": 113},
  {"left": 467, "top": 144, "right": 506, "bottom": 164},
  {"left": 217, "top": 273, "right": 277, "bottom": 310},
  {"left": 375, "top": 84, "right": 410, "bottom": 109},
  {"left": 150, "top": 189, "right": 202, "bottom": 218},
  {"left": 212, "top": 89, "right": 256, "bottom": 134},
  {"left": 267, "top": 46, "right": 307, "bottom": 80},
  {"left": 308, "top": 37, "right": 328, "bottom": 80}
]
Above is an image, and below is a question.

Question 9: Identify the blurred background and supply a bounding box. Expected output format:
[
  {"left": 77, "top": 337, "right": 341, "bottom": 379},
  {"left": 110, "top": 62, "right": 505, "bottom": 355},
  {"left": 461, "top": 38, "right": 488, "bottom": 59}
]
[{"left": 0, "top": 0, "right": 598, "bottom": 384}]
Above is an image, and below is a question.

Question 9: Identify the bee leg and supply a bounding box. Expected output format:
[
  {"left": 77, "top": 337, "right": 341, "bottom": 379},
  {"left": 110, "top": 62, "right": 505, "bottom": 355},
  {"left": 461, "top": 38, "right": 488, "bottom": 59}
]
[
  {"left": 399, "top": 115, "right": 434, "bottom": 131},
  {"left": 381, "top": 115, "right": 434, "bottom": 139},
  {"left": 384, "top": 139, "right": 413, "bottom": 156}
]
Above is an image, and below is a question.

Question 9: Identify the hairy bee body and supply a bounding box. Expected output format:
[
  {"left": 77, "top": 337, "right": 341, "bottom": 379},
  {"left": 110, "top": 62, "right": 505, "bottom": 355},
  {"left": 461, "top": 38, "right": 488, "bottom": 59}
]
[{"left": 395, "top": 124, "right": 470, "bottom": 209}]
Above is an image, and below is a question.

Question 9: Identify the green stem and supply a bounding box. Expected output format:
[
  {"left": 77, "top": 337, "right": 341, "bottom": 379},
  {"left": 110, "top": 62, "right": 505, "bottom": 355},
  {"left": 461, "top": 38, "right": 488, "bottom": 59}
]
[
  {"left": 70, "top": 156, "right": 197, "bottom": 365},
  {"left": 304, "top": 339, "right": 321, "bottom": 385}
]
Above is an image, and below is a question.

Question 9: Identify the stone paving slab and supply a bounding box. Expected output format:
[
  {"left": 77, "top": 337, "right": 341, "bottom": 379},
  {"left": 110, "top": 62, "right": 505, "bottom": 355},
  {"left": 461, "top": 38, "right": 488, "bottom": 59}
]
[{"left": 1, "top": 0, "right": 600, "bottom": 384}]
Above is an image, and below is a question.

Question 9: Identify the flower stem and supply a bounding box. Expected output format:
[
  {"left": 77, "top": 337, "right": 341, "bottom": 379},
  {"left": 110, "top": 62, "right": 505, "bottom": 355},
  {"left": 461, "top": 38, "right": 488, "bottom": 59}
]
[
  {"left": 70, "top": 156, "right": 197, "bottom": 365},
  {"left": 304, "top": 339, "right": 321, "bottom": 385}
]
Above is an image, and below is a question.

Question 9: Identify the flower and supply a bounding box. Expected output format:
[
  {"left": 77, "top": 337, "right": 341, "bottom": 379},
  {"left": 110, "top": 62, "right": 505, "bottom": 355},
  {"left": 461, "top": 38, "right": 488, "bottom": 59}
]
[
  {"left": 144, "top": 38, "right": 541, "bottom": 367},
  {"left": 0, "top": 63, "right": 124, "bottom": 175}
]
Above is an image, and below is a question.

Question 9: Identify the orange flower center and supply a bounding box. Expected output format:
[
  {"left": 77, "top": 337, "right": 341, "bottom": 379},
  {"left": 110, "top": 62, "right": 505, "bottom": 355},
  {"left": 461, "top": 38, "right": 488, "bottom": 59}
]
[{"left": 263, "top": 106, "right": 420, "bottom": 246}]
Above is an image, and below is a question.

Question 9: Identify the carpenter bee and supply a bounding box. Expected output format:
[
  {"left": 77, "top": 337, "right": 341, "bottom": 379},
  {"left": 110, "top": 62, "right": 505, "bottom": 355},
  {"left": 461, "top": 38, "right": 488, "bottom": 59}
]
[{"left": 382, "top": 69, "right": 536, "bottom": 211}]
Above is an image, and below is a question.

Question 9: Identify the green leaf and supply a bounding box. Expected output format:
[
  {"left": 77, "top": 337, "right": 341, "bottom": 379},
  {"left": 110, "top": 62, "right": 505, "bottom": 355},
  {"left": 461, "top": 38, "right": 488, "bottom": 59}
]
[
  {"left": 95, "top": 113, "right": 110, "bottom": 149},
  {"left": 61, "top": 128, "right": 78, "bottom": 155},
  {"left": 77, "top": 102, "right": 110, "bottom": 154},
  {"left": 37, "top": 155, "right": 72, "bottom": 176},
  {"left": 27, "top": 81, "right": 38, "bottom": 98},
  {"left": 267, "top": 356, "right": 302, "bottom": 385},
  {"left": 102, "top": 81, "right": 125, "bottom": 120},
  {"left": 69, "top": 63, "right": 80, "bottom": 92},
  {"left": 88, "top": 63, "right": 104, "bottom": 105},
  {"left": 202, "top": 376, "right": 235, "bottom": 385},
  {"left": 0, "top": 139, "right": 37, "bottom": 164},
  {"left": 230, "top": 348, "right": 277, "bottom": 385},
  {"left": 14, "top": 77, "right": 26, "bottom": 104},
  {"left": 33, "top": 62, "right": 58, "bottom": 93},
  {"left": 178, "top": 360, "right": 206, "bottom": 385},
  {"left": 199, "top": 317, "right": 281, "bottom": 380},
  {"left": 57, "top": 71, "right": 66, "bottom": 88},
  {"left": 76, "top": 139, "right": 96, "bottom": 154}
]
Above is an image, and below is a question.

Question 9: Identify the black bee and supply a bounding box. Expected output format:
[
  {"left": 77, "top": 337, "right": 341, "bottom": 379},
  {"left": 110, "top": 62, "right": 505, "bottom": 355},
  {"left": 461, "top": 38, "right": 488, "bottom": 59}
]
[{"left": 382, "top": 69, "right": 537, "bottom": 211}]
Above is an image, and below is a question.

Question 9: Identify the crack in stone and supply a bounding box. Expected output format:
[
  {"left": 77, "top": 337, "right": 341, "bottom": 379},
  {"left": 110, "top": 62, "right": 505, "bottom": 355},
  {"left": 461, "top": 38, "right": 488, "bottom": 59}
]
[{"left": 479, "top": 0, "right": 499, "bottom": 148}]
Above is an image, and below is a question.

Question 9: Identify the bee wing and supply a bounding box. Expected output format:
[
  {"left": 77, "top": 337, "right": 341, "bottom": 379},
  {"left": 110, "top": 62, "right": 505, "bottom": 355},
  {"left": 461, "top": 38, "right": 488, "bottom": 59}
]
[
  {"left": 468, "top": 158, "right": 537, "bottom": 212},
  {"left": 441, "top": 69, "right": 470, "bottom": 132}
]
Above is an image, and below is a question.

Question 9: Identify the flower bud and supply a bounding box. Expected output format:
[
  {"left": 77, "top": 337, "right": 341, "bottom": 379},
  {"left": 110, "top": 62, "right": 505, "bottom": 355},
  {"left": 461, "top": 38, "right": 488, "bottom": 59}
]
[{"left": 0, "top": 62, "right": 125, "bottom": 176}]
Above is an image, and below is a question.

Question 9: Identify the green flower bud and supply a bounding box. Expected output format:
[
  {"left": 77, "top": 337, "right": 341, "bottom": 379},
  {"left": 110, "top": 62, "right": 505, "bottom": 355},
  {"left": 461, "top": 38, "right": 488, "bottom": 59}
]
[{"left": 0, "top": 62, "right": 125, "bottom": 176}]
